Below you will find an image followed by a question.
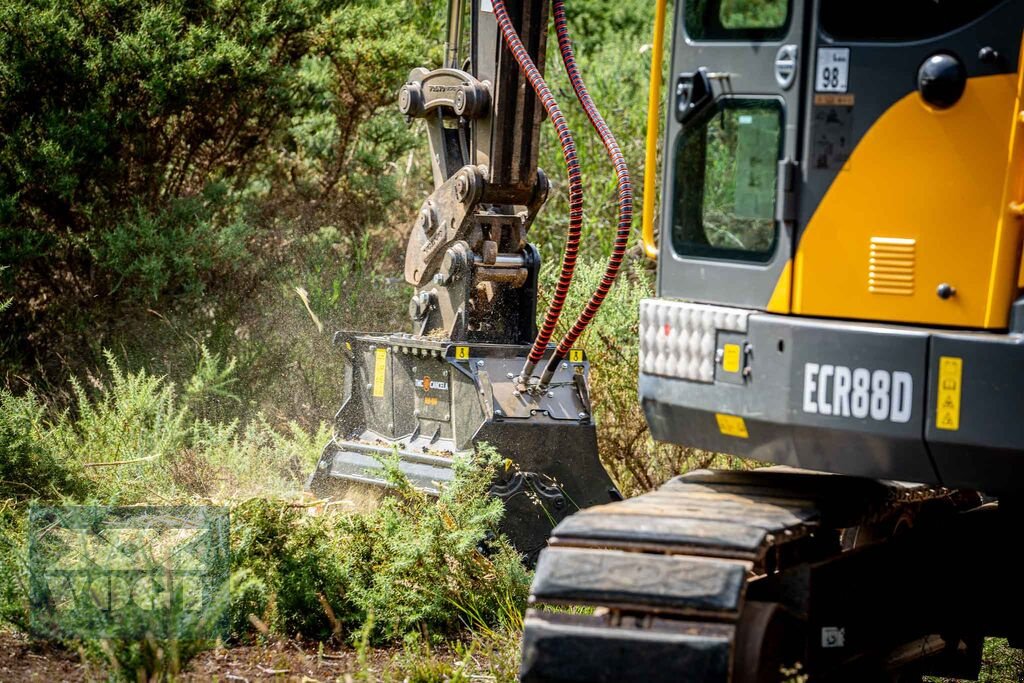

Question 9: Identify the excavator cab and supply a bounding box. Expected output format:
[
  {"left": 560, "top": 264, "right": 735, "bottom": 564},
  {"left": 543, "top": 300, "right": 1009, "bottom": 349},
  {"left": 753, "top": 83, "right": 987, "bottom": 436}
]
[{"left": 642, "top": 0, "right": 1024, "bottom": 490}]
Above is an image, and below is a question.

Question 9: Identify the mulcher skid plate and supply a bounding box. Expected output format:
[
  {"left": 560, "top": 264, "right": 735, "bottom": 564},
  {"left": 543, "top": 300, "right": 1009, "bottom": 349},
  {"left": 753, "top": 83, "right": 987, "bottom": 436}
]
[
  {"left": 519, "top": 467, "right": 1009, "bottom": 682},
  {"left": 307, "top": 332, "right": 619, "bottom": 559}
]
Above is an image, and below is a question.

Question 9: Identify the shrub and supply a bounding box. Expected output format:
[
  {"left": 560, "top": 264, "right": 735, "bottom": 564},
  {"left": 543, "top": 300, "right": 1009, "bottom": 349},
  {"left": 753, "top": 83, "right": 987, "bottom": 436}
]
[
  {"left": 0, "top": 0, "right": 432, "bottom": 387},
  {"left": 0, "top": 390, "right": 90, "bottom": 501},
  {"left": 337, "top": 446, "right": 531, "bottom": 642},
  {"left": 229, "top": 445, "right": 532, "bottom": 644}
]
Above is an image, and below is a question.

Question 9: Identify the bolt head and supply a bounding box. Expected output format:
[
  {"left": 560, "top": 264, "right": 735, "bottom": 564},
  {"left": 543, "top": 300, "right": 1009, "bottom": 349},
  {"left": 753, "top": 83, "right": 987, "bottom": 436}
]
[
  {"left": 476, "top": 360, "right": 485, "bottom": 367},
  {"left": 578, "top": 412, "right": 588, "bottom": 419},
  {"left": 547, "top": 391, "right": 554, "bottom": 398},
  {"left": 494, "top": 409, "right": 504, "bottom": 417}
]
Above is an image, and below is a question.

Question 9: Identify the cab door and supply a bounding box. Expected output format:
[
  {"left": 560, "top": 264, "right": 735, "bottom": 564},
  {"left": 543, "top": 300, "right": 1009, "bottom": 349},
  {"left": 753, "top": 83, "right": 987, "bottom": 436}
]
[{"left": 658, "top": 0, "right": 806, "bottom": 312}]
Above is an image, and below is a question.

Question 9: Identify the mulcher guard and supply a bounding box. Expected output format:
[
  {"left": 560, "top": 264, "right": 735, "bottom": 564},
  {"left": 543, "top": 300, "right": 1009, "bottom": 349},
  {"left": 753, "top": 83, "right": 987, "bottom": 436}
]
[{"left": 307, "top": 331, "right": 619, "bottom": 559}]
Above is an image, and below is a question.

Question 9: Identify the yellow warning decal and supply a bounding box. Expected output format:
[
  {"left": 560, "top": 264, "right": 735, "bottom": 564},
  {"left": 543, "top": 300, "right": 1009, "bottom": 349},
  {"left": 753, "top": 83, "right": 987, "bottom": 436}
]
[
  {"left": 454, "top": 346, "right": 470, "bottom": 360},
  {"left": 722, "top": 343, "right": 741, "bottom": 374},
  {"left": 936, "top": 356, "right": 962, "bottom": 431},
  {"left": 715, "top": 413, "right": 749, "bottom": 439},
  {"left": 372, "top": 348, "right": 387, "bottom": 398},
  {"left": 569, "top": 349, "right": 584, "bottom": 363}
]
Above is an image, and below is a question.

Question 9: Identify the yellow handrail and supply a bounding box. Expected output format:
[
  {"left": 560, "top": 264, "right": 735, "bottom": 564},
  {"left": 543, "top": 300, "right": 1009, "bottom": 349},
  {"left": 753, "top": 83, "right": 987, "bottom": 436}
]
[{"left": 641, "top": 0, "right": 668, "bottom": 260}]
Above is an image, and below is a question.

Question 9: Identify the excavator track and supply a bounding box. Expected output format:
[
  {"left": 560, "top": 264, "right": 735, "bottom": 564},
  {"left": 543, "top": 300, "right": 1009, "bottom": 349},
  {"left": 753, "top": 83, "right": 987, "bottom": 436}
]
[{"left": 520, "top": 467, "right": 988, "bottom": 683}]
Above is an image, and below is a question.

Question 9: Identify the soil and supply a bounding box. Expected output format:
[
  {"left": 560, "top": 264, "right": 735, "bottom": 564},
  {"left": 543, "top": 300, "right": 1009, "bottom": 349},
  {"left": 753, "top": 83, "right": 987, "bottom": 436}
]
[
  {"left": 0, "top": 630, "right": 410, "bottom": 682},
  {"left": 0, "top": 630, "right": 85, "bottom": 682}
]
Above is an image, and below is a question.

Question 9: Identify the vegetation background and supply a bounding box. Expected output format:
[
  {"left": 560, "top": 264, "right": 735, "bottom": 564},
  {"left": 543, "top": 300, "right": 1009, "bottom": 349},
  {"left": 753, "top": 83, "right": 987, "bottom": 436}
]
[{"left": 0, "top": 0, "right": 1020, "bottom": 680}]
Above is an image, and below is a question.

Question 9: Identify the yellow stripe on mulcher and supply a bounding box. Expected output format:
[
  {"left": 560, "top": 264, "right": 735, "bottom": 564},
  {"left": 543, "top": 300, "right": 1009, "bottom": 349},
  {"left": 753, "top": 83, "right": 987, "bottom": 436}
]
[
  {"left": 372, "top": 348, "right": 387, "bottom": 398},
  {"left": 936, "top": 356, "right": 963, "bottom": 431}
]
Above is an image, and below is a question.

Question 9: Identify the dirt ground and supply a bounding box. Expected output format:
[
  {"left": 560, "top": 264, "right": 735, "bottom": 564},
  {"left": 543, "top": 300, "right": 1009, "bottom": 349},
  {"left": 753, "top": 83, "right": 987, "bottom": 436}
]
[{"left": 0, "top": 630, "right": 417, "bottom": 682}]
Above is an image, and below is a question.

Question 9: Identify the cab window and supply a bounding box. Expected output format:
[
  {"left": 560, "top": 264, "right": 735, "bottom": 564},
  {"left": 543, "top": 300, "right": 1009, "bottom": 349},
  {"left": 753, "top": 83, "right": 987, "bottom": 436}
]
[
  {"left": 671, "top": 99, "right": 782, "bottom": 262},
  {"left": 685, "top": 0, "right": 790, "bottom": 41}
]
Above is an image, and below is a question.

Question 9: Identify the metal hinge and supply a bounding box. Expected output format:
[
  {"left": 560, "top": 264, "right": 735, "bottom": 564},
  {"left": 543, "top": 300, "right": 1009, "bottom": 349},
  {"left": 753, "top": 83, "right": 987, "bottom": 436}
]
[{"left": 776, "top": 158, "right": 798, "bottom": 222}]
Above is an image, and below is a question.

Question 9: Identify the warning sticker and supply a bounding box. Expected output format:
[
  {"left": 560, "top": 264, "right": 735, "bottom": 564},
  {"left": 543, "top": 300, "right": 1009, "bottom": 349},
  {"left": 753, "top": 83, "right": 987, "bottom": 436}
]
[
  {"left": 935, "top": 356, "right": 962, "bottom": 431},
  {"left": 811, "top": 103, "right": 854, "bottom": 171},
  {"left": 569, "top": 349, "right": 584, "bottom": 363},
  {"left": 715, "top": 413, "right": 749, "bottom": 439},
  {"left": 722, "top": 344, "right": 742, "bottom": 374},
  {"left": 372, "top": 348, "right": 387, "bottom": 398},
  {"left": 454, "top": 345, "right": 470, "bottom": 360}
]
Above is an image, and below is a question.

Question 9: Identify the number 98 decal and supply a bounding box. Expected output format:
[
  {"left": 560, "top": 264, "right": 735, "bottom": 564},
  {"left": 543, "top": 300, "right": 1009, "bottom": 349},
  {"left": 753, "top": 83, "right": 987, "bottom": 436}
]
[{"left": 816, "top": 47, "right": 850, "bottom": 93}]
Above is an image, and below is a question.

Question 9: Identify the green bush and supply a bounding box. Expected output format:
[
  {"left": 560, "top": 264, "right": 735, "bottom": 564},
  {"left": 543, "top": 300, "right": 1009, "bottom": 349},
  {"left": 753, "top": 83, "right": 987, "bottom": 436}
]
[
  {"left": 0, "top": 0, "right": 431, "bottom": 388},
  {"left": 0, "top": 390, "right": 90, "bottom": 501},
  {"left": 229, "top": 445, "right": 531, "bottom": 644},
  {"left": 0, "top": 348, "right": 326, "bottom": 505}
]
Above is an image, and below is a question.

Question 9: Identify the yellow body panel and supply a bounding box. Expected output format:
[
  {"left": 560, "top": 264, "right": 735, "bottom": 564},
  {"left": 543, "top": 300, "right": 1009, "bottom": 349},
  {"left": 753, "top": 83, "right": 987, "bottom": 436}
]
[{"left": 793, "top": 74, "right": 1019, "bottom": 328}]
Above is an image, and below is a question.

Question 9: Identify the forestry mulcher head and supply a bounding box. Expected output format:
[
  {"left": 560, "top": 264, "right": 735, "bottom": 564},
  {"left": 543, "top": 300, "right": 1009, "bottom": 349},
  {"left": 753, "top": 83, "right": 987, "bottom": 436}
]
[
  {"left": 308, "top": 0, "right": 633, "bottom": 557},
  {"left": 307, "top": 333, "right": 618, "bottom": 558}
]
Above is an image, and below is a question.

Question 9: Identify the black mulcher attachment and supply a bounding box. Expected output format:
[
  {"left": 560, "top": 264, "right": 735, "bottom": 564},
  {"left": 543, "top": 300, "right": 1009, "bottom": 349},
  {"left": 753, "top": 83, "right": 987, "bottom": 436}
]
[
  {"left": 309, "top": 0, "right": 635, "bottom": 558},
  {"left": 308, "top": 334, "right": 617, "bottom": 559}
]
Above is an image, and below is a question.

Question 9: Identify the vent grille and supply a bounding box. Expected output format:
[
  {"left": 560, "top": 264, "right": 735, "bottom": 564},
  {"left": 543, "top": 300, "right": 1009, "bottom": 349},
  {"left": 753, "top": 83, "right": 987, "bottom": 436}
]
[{"left": 869, "top": 237, "right": 916, "bottom": 296}]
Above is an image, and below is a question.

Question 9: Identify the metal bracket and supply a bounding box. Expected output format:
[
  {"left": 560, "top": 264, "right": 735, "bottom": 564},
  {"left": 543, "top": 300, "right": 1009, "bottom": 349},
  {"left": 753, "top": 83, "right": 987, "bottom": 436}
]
[{"left": 399, "top": 67, "right": 491, "bottom": 120}]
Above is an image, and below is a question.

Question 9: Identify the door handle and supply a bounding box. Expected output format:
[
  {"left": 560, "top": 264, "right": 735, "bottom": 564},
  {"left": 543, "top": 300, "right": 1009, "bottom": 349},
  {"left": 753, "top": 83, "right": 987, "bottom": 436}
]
[{"left": 674, "top": 68, "right": 714, "bottom": 124}]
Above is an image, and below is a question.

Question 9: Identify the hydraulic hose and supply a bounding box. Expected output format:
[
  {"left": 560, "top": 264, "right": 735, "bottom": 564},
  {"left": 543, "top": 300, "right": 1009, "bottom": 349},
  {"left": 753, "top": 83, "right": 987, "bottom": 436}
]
[
  {"left": 491, "top": 0, "right": 584, "bottom": 381},
  {"left": 540, "top": 0, "right": 633, "bottom": 387}
]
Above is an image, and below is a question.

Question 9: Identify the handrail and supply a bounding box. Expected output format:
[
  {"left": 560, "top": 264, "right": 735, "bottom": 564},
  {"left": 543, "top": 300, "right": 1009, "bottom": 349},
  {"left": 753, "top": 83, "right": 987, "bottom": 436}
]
[{"left": 641, "top": 0, "right": 668, "bottom": 260}]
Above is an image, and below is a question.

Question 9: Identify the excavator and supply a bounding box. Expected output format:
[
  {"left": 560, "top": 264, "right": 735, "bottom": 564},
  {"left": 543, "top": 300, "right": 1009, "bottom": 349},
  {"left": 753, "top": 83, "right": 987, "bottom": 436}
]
[{"left": 308, "top": 0, "right": 1024, "bottom": 680}]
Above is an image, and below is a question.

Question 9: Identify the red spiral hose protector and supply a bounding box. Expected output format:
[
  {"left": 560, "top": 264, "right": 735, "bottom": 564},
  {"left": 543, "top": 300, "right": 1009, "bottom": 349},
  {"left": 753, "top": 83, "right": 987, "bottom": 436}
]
[
  {"left": 544, "top": 0, "right": 633, "bottom": 380},
  {"left": 490, "top": 0, "right": 583, "bottom": 373}
]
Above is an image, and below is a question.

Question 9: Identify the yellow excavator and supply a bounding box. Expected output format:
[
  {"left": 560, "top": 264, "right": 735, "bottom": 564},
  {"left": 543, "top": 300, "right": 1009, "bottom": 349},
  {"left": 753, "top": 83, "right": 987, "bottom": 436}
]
[{"left": 309, "top": 0, "right": 1024, "bottom": 679}]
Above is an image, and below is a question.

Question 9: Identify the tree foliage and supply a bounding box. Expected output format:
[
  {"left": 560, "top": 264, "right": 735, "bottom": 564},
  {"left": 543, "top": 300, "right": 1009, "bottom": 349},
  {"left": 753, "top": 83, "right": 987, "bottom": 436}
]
[{"left": 0, "top": 0, "right": 432, "bottom": 378}]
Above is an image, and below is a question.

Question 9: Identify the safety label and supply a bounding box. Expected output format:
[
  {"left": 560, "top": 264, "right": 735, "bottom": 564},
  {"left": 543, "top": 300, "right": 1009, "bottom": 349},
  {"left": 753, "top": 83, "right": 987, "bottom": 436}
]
[
  {"left": 722, "top": 344, "right": 741, "bottom": 374},
  {"left": 373, "top": 348, "right": 387, "bottom": 398},
  {"left": 569, "top": 349, "right": 584, "bottom": 363},
  {"left": 715, "top": 413, "right": 749, "bottom": 439},
  {"left": 936, "top": 356, "right": 962, "bottom": 431},
  {"left": 811, "top": 102, "right": 854, "bottom": 171},
  {"left": 454, "top": 345, "right": 470, "bottom": 360}
]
